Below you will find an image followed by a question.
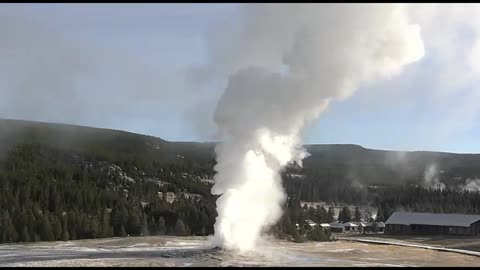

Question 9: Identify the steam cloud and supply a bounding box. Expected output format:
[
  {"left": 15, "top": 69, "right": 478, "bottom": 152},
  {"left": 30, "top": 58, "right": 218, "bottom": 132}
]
[
  {"left": 423, "top": 164, "right": 445, "bottom": 190},
  {"left": 421, "top": 164, "right": 480, "bottom": 192},
  {"left": 462, "top": 178, "right": 480, "bottom": 192},
  {"left": 209, "top": 4, "right": 424, "bottom": 252}
]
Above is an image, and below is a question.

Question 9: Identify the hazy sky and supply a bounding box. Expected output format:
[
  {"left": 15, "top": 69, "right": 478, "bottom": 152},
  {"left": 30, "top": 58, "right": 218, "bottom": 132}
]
[{"left": 1, "top": 3, "right": 480, "bottom": 153}]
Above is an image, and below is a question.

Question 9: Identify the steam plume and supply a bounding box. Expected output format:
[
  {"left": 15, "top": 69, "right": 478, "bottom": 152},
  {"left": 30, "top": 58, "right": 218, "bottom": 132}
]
[
  {"left": 210, "top": 4, "right": 424, "bottom": 252},
  {"left": 462, "top": 178, "right": 480, "bottom": 192},
  {"left": 422, "top": 164, "right": 445, "bottom": 190}
]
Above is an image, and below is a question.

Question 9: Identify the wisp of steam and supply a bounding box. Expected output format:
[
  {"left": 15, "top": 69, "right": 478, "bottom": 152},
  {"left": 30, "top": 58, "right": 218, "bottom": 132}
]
[
  {"left": 462, "top": 178, "right": 480, "bottom": 192},
  {"left": 423, "top": 164, "right": 445, "bottom": 190},
  {"left": 209, "top": 4, "right": 425, "bottom": 252}
]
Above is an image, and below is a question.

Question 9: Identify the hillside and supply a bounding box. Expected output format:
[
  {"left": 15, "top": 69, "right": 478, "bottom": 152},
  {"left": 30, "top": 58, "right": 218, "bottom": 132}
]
[
  {"left": 2, "top": 118, "right": 480, "bottom": 190},
  {"left": 2, "top": 118, "right": 480, "bottom": 244},
  {"left": 0, "top": 118, "right": 216, "bottom": 168},
  {"left": 304, "top": 144, "right": 480, "bottom": 186},
  {"left": 0, "top": 118, "right": 219, "bottom": 244}
]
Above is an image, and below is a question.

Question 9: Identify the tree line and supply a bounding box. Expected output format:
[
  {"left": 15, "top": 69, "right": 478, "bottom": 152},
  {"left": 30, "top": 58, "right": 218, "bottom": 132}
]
[
  {"left": 2, "top": 142, "right": 480, "bottom": 244},
  {"left": 0, "top": 143, "right": 216, "bottom": 244}
]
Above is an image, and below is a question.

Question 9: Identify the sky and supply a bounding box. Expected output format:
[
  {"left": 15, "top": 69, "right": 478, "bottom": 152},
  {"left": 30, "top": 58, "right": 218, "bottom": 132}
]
[{"left": 1, "top": 3, "right": 480, "bottom": 153}]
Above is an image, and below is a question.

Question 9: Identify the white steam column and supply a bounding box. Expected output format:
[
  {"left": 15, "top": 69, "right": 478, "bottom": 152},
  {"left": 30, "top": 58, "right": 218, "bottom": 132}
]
[{"left": 210, "top": 4, "right": 425, "bottom": 252}]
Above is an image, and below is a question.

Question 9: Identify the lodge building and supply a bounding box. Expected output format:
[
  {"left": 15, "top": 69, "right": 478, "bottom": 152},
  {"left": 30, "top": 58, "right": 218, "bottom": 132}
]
[{"left": 385, "top": 212, "right": 480, "bottom": 236}]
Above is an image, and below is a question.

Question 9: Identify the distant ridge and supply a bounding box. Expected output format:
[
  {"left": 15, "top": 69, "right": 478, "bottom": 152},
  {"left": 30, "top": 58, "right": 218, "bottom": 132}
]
[
  {"left": 2, "top": 117, "right": 480, "bottom": 187},
  {"left": 1, "top": 117, "right": 476, "bottom": 154}
]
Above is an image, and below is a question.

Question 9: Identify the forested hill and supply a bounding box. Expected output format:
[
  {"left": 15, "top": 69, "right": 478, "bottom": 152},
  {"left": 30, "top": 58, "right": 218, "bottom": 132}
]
[
  {"left": 0, "top": 118, "right": 216, "bottom": 169},
  {"left": 2, "top": 118, "right": 480, "bottom": 244},
  {"left": 0, "top": 118, "right": 219, "bottom": 244},
  {"left": 303, "top": 143, "right": 480, "bottom": 186},
  {"left": 2, "top": 118, "right": 480, "bottom": 189}
]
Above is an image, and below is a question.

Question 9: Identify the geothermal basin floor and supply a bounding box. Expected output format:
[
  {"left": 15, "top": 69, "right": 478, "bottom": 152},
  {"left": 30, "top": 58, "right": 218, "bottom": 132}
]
[{"left": 1, "top": 235, "right": 480, "bottom": 267}]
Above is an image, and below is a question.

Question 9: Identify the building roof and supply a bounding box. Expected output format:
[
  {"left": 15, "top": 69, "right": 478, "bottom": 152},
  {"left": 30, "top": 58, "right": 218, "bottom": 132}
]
[
  {"left": 329, "top": 222, "right": 344, "bottom": 228},
  {"left": 343, "top": 222, "right": 359, "bottom": 227},
  {"left": 385, "top": 212, "right": 480, "bottom": 227}
]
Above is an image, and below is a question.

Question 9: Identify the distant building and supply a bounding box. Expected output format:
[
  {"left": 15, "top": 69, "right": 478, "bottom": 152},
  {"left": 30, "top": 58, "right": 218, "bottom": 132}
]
[
  {"left": 376, "top": 222, "right": 385, "bottom": 233},
  {"left": 319, "top": 223, "right": 331, "bottom": 230},
  {"left": 356, "top": 221, "right": 384, "bottom": 233},
  {"left": 305, "top": 219, "right": 317, "bottom": 228},
  {"left": 358, "top": 222, "right": 368, "bottom": 233},
  {"left": 329, "top": 222, "right": 345, "bottom": 233},
  {"left": 343, "top": 222, "right": 359, "bottom": 232},
  {"left": 300, "top": 201, "right": 325, "bottom": 209},
  {"left": 385, "top": 212, "right": 480, "bottom": 235}
]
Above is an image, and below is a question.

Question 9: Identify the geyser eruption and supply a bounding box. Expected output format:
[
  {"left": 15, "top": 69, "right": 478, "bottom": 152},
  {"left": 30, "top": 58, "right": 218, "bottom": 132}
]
[{"left": 210, "top": 4, "right": 425, "bottom": 252}]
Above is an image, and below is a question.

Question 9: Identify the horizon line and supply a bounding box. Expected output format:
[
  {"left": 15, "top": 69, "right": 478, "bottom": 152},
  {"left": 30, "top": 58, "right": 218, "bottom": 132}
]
[{"left": 1, "top": 117, "right": 478, "bottom": 155}]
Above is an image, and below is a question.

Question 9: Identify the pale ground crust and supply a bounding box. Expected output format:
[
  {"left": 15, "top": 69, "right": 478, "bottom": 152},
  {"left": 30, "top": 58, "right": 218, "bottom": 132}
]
[{"left": 1, "top": 235, "right": 480, "bottom": 267}]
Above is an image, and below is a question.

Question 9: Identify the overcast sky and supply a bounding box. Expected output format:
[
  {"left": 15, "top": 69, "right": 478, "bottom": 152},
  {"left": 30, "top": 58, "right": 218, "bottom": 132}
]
[{"left": 1, "top": 3, "right": 480, "bottom": 153}]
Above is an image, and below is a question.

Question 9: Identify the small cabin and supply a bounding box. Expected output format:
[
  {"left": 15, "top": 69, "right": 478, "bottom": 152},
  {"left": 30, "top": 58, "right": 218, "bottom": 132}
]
[
  {"left": 319, "top": 223, "right": 331, "bottom": 231},
  {"left": 329, "top": 222, "right": 345, "bottom": 233},
  {"left": 343, "top": 222, "right": 359, "bottom": 232}
]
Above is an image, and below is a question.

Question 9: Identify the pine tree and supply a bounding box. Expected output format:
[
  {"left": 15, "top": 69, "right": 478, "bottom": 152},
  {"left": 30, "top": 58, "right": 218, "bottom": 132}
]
[
  {"left": 141, "top": 215, "right": 149, "bottom": 236},
  {"left": 327, "top": 206, "right": 335, "bottom": 223},
  {"left": 338, "top": 208, "right": 344, "bottom": 223},
  {"left": 119, "top": 225, "right": 127, "bottom": 237},
  {"left": 148, "top": 217, "right": 157, "bottom": 235},
  {"left": 157, "top": 217, "right": 166, "bottom": 235},
  {"left": 126, "top": 213, "right": 140, "bottom": 236},
  {"left": 52, "top": 218, "right": 62, "bottom": 241},
  {"left": 308, "top": 225, "right": 331, "bottom": 242},
  {"left": 372, "top": 221, "right": 379, "bottom": 233},
  {"left": 61, "top": 227, "right": 70, "bottom": 241},
  {"left": 21, "top": 226, "right": 30, "bottom": 242},
  {"left": 175, "top": 219, "right": 187, "bottom": 236},
  {"left": 199, "top": 212, "right": 209, "bottom": 233},
  {"left": 101, "top": 209, "right": 113, "bottom": 238},
  {"left": 376, "top": 206, "right": 385, "bottom": 222},
  {"left": 90, "top": 219, "right": 99, "bottom": 238},
  {"left": 383, "top": 205, "right": 393, "bottom": 221},
  {"left": 339, "top": 206, "right": 352, "bottom": 223},
  {"left": 5, "top": 218, "right": 19, "bottom": 243},
  {"left": 112, "top": 205, "right": 128, "bottom": 236},
  {"left": 70, "top": 229, "right": 77, "bottom": 241},
  {"left": 354, "top": 207, "right": 362, "bottom": 222},
  {"left": 40, "top": 217, "right": 54, "bottom": 241}
]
